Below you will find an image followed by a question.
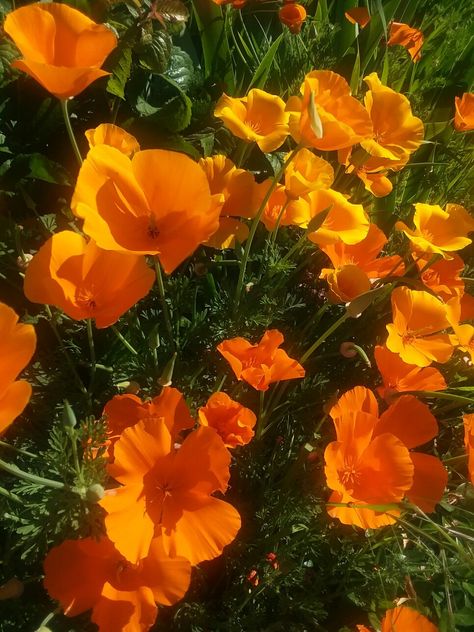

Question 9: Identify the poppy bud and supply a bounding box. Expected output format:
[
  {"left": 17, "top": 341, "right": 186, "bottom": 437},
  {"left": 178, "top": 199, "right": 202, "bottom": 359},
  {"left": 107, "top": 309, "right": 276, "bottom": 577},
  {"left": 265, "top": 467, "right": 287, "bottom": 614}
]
[
  {"left": 62, "top": 399, "right": 77, "bottom": 429},
  {"left": 86, "top": 483, "right": 105, "bottom": 503},
  {"left": 0, "top": 578, "right": 24, "bottom": 600},
  {"left": 278, "top": 3, "right": 306, "bottom": 35},
  {"left": 339, "top": 342, "right": 358, "bottom": 358},
  {"left": 158, "top": 352, "right": 177, "bottom": 387},
  {"left": 124, "top": 381, "right": 141, "bottom": 395},
  {"left": 17, "top": 253, "right": 33, "bottom": 270},
  {"left": 345, "top": 285, "right": 387, "bottom": 318}
]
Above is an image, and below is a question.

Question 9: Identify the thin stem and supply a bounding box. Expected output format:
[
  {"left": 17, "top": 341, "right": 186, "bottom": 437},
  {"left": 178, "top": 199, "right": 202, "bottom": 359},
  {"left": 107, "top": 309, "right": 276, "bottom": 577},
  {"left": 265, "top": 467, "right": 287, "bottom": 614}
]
[
  {"left": 398, "top": 390, "right": 474, "bottom": 406},
  {"left": 300, "top": 312, "right": 349, "bottom": 364},
  {"left": 86, "top": 319, "right": 96, "bottom": 393},
  {"left": 111, "top": 325, "right": 138, "bottom": 356},
  {"left": 154, "top": 258, "right": 175, "bottom": 347},
  {"left": 37, "top": 609, "right": 60, "bottom": 630},
  {"left": 67, "top": 428, "right": 83, "bottom": 485},
  {"left": 0, "top": 456, "right": 66, "bottom": 491},
  {"left": 60, "top": 99, "right": 83, "bottom": 166},
  {"left": 256, "top": 391, "right": 266, "bottom": 440},
  {"left": 276, "top": 231, "right": 307, "bottom": 268},
  {"left": 0, "top": 439, "right": 37, "bottom": 459},
  {"left": 270, "top": 196, "right": 291, "bottom": 244},
  {"left": 232, "top": 146, "right": 301, "bottom": 315},
  {"left": 0, "top": 485, "right": 22, "bottom": 504}
]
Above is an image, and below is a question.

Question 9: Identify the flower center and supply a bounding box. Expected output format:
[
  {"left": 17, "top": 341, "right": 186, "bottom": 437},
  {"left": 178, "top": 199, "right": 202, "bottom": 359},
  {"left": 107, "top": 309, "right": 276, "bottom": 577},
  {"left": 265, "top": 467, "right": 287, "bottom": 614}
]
[
  {"left": 76, "top": 288, "right": 97, "bottom": 311},
  {"left": 340, "top": 459, "right": 361, "bottom": 489},
  {"left": 244, "top": 119, "right": 262, "bottom": 134},
  {"left": 402, "top": 332, "right": 416, "bottom": 344},
  {"left": 147, "top": 217, "right": 160, "bottom": 239}
]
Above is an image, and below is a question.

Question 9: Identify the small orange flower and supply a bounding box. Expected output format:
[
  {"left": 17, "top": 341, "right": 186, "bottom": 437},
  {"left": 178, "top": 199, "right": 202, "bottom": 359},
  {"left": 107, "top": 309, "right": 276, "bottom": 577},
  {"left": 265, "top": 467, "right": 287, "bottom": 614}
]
[
  {"left": 374, "top": 345, "right": 447, "bottom": 401},
  {"left": 320, "top": 223, "right": 405, "bottom": 303},
  {"left": 454, "top": 93, "right": 474, "bottom": 132},
  {"left": 388, "top": 21, "right": 424, "bottom": 62},
  {"left": 71, "top": 146, "right": 219, "bottom": 274},
  {"left": 253, "top": 181, "right": 309, "bottom": 231},
  {"left": 214, "top": 89, "right": 290, "bottom": 153},
  {"left": 445, "top": 295, "right": 474, "bottom": 363},
  {"left": 286, "top": 70, "right": 373, "bottom": 151},
  {"left": 4, "top": 3, "right": 117, "bottom": 99},
  {"left": 199, "top": 155, "right": 258, "bottom": 248},
  {"left": 23, "top": 231, "right": 155, "bottom": 329},
  {"left": 381, "top": 605, "right": 439, "bottom": 632},
  {"left": 100, "top": 420, "right": 241, "bottom": 565},
  {"left": 414, "top": 252, "right": 465, "bottom": 303},
  {"left": 43, "top": 536, "right": 191, "bottom": 632},
  {"left": 278, "top": 3, "right": 306, "bottom": 34},
  {"left": 284, "top": 148, "right": 334, "bottom": 199},
  {"left": 0, "top": 303, "right": 36, "bottom": 435},
  {"left": 325, "top": 386, "right": 447, "bottom": 528},
  {"left": 85, "top": 124, "right": 140, "bottom": 157},
  {"left": 386, "top": 287, "right": 454, "bottom": 367},
  {"left": 344, "top": 7, "right": 371, "bottom": 28},
  {"left": 217, "top": 329, "right": 305, "bottom": 391},
  {"left": 464, "top": 414, "right": 474, "bottom": 484},
  {"left": 396, "top": 203, "right": 474, "bottom": 259},
  {"left": 198, "top": 392, "right": 256, "bottom": 448}
]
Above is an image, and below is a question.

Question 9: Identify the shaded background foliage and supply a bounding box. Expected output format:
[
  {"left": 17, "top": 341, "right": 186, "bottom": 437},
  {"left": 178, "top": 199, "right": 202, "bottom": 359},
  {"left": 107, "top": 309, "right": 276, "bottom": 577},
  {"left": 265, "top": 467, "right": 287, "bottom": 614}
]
[{"left": 0, "top": 0, "right": 473, "bottom": 630}]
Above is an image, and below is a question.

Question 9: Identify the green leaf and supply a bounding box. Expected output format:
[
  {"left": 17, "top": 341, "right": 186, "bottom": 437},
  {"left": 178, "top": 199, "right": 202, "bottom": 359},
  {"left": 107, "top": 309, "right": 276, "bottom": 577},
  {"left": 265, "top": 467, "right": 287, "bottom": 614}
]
[
  {"left": 27, "top": 154, "right": 71, "bottom": 185},
  {"left": 0, "top": 38, "right": 19, "bottom": 87},
  {"left": 106, "top": 46, "right": 132, "bottom": 99},
  {"left": 247, "top": 34, "right": 283, "bottom": 91},
  {"left": 137, "top": 28, "right": 172, "bottom": 74},
  {"left": 165, "top": 46, "right": 196, "bottom": 92}
]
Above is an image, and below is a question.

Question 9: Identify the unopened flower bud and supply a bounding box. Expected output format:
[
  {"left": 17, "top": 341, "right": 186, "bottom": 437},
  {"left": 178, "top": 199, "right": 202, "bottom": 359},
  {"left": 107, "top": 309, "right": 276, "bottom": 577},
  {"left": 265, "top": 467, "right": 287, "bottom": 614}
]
[
  {"left": 339, "top": 342, "right": 357, "bottom": 358},
  {"left": 62, "top": 399, "right": 77, "bottom": 429},
  {"left": 158, "top": 352, "right": 177, "bottom": 387},
  {"left": 124, "top": 381, "right": 140, "bottom": 395},
  {"left": 86, "top": 483, "right": 105, "bottom": 503}
]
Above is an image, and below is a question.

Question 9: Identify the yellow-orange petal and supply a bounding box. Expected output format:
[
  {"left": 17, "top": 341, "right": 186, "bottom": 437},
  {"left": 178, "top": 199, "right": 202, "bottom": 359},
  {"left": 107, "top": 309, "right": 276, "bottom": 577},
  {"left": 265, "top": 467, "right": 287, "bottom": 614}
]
[
  {"left": 85, "top": 124, "right": 140, "bottom": 157},
  {"left": 454, "top": 93, "right": 474, "bottom": 132},
  {"left": 0, "top": 302, "right": 36, "bottom": 387}
]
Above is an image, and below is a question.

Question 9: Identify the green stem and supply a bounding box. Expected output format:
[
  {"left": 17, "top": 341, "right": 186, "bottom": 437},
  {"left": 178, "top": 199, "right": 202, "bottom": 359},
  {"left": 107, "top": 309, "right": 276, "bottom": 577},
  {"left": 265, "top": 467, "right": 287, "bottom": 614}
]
[
  {"left": 0, "top": 456, "right": 66, "bottom": 491},
  {"left": 0, "top": 485, "right": 22, "bottom": 504},
  {"left": 276, "top": 231, "right": 308, "bottom": 268},
  {"left": 270, "top": 196, "right": 291, "bottom": 244},
  {"left": 0, "top": 440, "right": 37, "bottom": 459},
  {"left": 111, "top": 325, "right": 138, "bottom": 356},
  {"left": 60, "top": 99, "right": 83, "bottom": 166},
  {"left": 399, "top": 390, "right": 474, "bottom": 406},
  {"left": 232, "top": 146, "right": 300, "bottom": 315},
  {"left": 154, "top": 258, "right": 175, "bottom": 347},
  {"left": 86, "top": 319, "right": 96, "bottom": 393},
  {"left": 300, "top": 311, "right": 349, "bottom": 364},
  {"left": 67, "top": 428, "right": 83, "bottom": 485},
  {"left": 255, "top": 391, "right": 266, "bottom": 440}
]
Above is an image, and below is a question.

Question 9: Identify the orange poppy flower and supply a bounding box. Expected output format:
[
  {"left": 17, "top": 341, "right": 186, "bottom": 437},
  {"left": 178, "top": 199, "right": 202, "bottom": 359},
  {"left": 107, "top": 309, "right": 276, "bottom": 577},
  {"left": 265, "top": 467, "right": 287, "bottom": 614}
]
[
  {"left": 85, "top": 124, "right": 140, "bottom": 157},
  {"left": 325, "top": 386, "right": 447, "bottom": 528},
  {"left": 344, "top": 7, "right": 371, "bottom": 28},
  {"left": 381, "top": 605, "right": 439, "bottom": 632},
  {"left": 198, "top": 392, "right": 256, "bottom": 448},
  {"left": 338, "top": 146, "right": 407, "bottom": 197},
  {"left": 43, "top": 536, "right": 191, "bottom": 632},
  {"left": 386, "top": 287, "right": 454, "bottom": 367},
  {"left": 4, "top": 3, "right": 117, "bottom": 99},
  {"left": 100, "top": 420, "right": 241, "bottom": 564},
  {"left": 217, "top": 329, "right": 305, "bottom": 391},
  {"left": 464, "top": 414, "right": 474, "bottom": 484},
  {"left": 374, "top": 345, "right": 446, "bottom": 401},
  {"left": 0, "top": 303, "right": 36, "bottom": 435},
  {"left": 388, "top": 21, "right": 424, "bottom": 62},
  {"left": 286, "top": 188, "right": 370, "bottom": 246},
  {"left": 103, "top": 387, "right": 195, "bottom": 459},
  {"left": 278, "top": 3, "right": 307, "bottom": 34},
  {"left": 71, "top": 146, "right": 219, "bottom": 274},
  {"left": 23, "top": 231, "right": 154, "bottom": 329},
  {"left": 320, "top": 223, "right": 405, "bottom": 303},
  {"left": 199, "top": 155, "right": 258, "bottom": 248},
  {"left": 454, "top": 93, "right": 474, "bottom": 132},
  {"left": 414, "top": 252, "right": 465, "bottom": 303},
  {"left": 253, "top": 181, "right": 309, "bottom": 231},
  {"left": 286, "top": 70, "right": 373, "bottom": 151},
  {"left": 214, "top": 89, "right": 290, "bottom": 153},
  {"left": 445, "top": 295, "right": 474, "bottom": 363},
  {"left": 396, "top": 203, "right": 474, "bottom": 259},
  {"left": 284, "top": 148, "right": 334, "bottom": 199}
]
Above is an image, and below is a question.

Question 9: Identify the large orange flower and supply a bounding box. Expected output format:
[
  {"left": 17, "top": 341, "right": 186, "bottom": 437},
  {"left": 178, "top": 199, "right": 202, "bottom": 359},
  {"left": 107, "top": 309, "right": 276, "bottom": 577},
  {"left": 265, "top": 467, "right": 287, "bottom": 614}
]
[
  {"left": 386, "top": 287, "right": 454, "bottom": 367},
  {"left": 85, "top": 124, "right": 140, "bottom": 157},
  {"left": 214, "top": 89, "right": 289, "bottom": 153},
  {"left": 396, "top": 203, "right": 474, "bottom": 259},
  {"left": 43, "top": 536, "right": 191, "bottom": 632},
  {"left": 199, "top": 155, "right": 257, "bottom": 248},
  {"left": 198, "top": 392, "right": 256, "bottom": 448},
  {"left": 286, "top": 70, "right": 373, "bottom": 151},
  {"left": 388, "top": 21, "right": 424, "bottom": 62},
  {"left": 23, "top": 231, "right": 155, "bottom": 329},
  {"left": 71, "top": 146, "right": 219, "bottom": 273},
  {"left": 381, "top": 605, "right": 439, "bottom": 632},
  {"left": 103, "top": 387, "right": 195, "bottom": 459},
  {"left": 464, "top": 414, "right": 474, "bottom": 485},
  {"left": 320, "top": 223, "right": 405, "bottom": 303},
  {"left": 217, "top": 329, "right": 305, "bottom": 391},
  {"left": 0, "top": 303, "right": 36, "bottom": 435},
  {"left": 325, "top": 386, "right": 447, "bottom": 528},
  {"left": 100, "top": 420, "right": 241, "bottom": 565},
  {"left": 4, "top": 3, "right": 117, "bottom": 99},
  {"left": 374, "top": 345, "right": 446, "bottom": 402},
  {"left": 454, "top": 93, "right": 474, "bottom": 132},
  {"left": 414, "top": 252, "right": 465, "bottom": 303}
]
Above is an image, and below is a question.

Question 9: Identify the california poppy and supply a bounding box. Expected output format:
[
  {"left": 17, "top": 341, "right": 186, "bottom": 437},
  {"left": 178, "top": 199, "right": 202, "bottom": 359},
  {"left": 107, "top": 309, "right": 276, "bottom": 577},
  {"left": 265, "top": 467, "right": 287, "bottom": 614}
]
[
  {"left": 217, "top": 329, "right": 305, "bottom": 391},
  {"left": 381, "top": 605, "right": 439, "bottom": 632},
  {"left": 278, "top": 3, "right": 307, "bottom": 35},
  {"left": 103, "top": 387, "right": 195, "bottom": 459},
  {"left": 253, "top": 181, "right": 309, "bottom": 231},
  {"left": 0, "top": 303, "right": 36, "bottom": 435},
  {"left": 286, "top": 70, "right": 373, "bottom": 151},
  {"left": 387, "top": 21, "right": 424, "bottom": 62},
  {"left": 374, "top": 345, "right": 446, "bottom": 401},
  {"left": 325, "top": 386, "right": 447, "bottom": 528},
  {"left": 344, "top": 7, "right": 371, "bottom": 28},
  {"left": 284, "top": 148, "right": 334, "bottom": 199},
  {"left": 454, "top": 93, "right": 474, "bottom": 132},
  {"left": 396, "top": 203, "right": 474, "bottom": 259},
  {"left": 445, "top": 295, "right": 474, "bottom": 363},
  {"left": 198, "top": 392, "right": 256, "bottom": 448},
  {"left": 214, "top": 89, "right": 290, "bottom": 153},
  {"left": 71, "top": 146, "right": 219, "bottom": 274},
  {"left": 199, "top": 155, "right": 257, "bottom": 248},
  {"left": 85, "top": 124, "right": 140, "bottom": 157},
  {"left": 414, "top": 252, "right": 465, "bottom": 304},
  {"left": 464, "top": 413, "right": 474, "bottom": 485},
  {"left": 43, "top": 536, "right": 191, "bottom": 632},
  {"left": 24, "top": 231, "right": 155, "bottom": 329},
  {"left": 100, "top": 420, "right": 241, "bottom": 565},
  {"left": 4, "top": 3, "right": 117, "bottom": 99},
  {"left": 320, "top": 223, "right": 405, "bottom": 303},
  {"left": 386, "top": 287, "right": 454, "bottom": 367}
]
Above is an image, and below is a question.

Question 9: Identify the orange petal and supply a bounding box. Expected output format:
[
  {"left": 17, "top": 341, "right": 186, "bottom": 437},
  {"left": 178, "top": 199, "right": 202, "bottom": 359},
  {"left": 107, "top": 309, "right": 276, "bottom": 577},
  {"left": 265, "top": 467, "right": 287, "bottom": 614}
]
[
  {"left": 375, "top": 395, "right": 438, "bottom": 449},
  {"left": 142, "top": 537, "right": 191, "bottom": 605},
  {"left": 0, "top": 381, "right": 32, "bottom": 435},
  {"left": 329, "top": 386, "right": 379, "bottom": 420},
  {"left": 93, "top": 583, "right": 157, "bottom": 632},
  {"left": 381, "top": 605, "right": 439, "bottom": 632},
  {"left": 0, "top": 302, "right": 36, "bottom": 386},
  {"left": 406, "top": 452, "right": 447, "bottom": 512}
]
